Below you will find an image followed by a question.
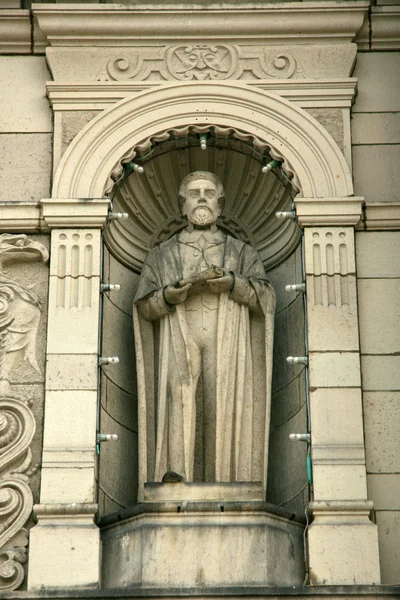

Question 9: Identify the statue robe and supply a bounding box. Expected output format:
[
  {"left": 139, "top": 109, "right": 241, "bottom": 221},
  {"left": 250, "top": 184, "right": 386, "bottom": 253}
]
[{"left": 133, "top": 231, "right": 275, "bottom": 500}]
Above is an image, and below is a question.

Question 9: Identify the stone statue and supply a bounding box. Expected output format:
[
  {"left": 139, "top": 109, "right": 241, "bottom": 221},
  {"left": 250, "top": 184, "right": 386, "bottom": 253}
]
[{"left": 133, "top": 172, "right": 275, "bottom": 494}]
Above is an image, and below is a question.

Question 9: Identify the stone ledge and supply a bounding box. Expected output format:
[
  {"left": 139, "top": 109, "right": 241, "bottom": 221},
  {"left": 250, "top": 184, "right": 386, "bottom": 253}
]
[
  {"left": 99, "top": 500, "right": 305, "bottom": 529},
  {"left": 0, "top": 199, "right": 111, "bottom": 231},
  {"left": 46, "top": 79, "right": 358, "bottom": 112},
  {"left": 363, "top": 202, "right": 400, "bottom": 231},
  {"left": 356, "top": 6, "right": 400, "bottom": 51},
  {"left": 0, "top": 9, "right": 31, "bottom": 54},
  {"left": 3, "top": 585, "right": 400, "bottom": 598},
  {"left": 32, "top": 2, "right": 368, "bottom": 47}
]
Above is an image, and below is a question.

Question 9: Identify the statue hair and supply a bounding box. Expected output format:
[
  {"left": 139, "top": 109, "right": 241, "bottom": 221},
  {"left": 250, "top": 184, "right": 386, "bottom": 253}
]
[{"left": 178, "top": 171, "right": 225, "bottom": 211}]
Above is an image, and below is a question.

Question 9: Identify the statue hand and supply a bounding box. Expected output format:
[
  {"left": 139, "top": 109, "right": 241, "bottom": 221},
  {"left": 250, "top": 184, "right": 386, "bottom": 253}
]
[
  {"left": 206, "top": 274, "right": 234, "bottom": 294},
  {"left": 164, "top": 283, "right": 192, "bottom": 305}
]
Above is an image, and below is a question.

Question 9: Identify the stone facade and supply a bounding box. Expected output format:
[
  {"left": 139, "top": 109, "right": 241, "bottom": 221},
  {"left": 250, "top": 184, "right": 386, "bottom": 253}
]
[{"left": 0, "top": 0, "right": 399, "bottom": 595}]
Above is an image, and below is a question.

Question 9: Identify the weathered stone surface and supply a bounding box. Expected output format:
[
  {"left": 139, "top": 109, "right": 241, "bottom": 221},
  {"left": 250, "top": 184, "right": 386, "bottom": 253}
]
[
  {"left": 375, "top": 511, "right": 400, "bottom": 585},
  {"left": 61, "top": 110, "right": 100, "bottom": 155},
  {"left": 104, "top": 247, "right": 140, "bottom": 316},
  {"left": 308, "top": 502, "right": 380, "bottom": 585},
  {"left": 102, "top": 293, "right": 136, "bottom": 393},
  {"left": 43, "top": 390, "right": 97, "bottom": 449},
  {"left": 144, "top": 482, "right": 264, "bottom": 503},
  {"left": 102, "top": 374, "right": 137, "bottom": 433},
  {"left": 46, "top": 354, "right": 98, "bottom": 391},
  {"left": 306, "top": 108, "right": 343, "bottom": 152},
  {"left": 361, "top": 356, "right": 400, "bottom": 391},
  {"left": 101, "top": 506, "right": 305, "bottom": 588},
  {"left": 309, "top": 352, "right": 361, "bottom": 388},
  {"left": 313, "top": 464, "right": 367, "bottom": 501},
  {"left": 358, "top": 279, "right": 400, "bottom": 355},
  {"left": 267, "top": 243, "right": 303, "bottom": 315},
  {"left": 356, "top": 231, "right": 400, "bottom": 278},
  {"left": 0, "top": 133, "right": 52, "bottom": 201},
  {"left": 368, "top": 474, "right": 400, "bottom": 510},
  {"left": 98, "top": 408, "right": 138, "bottom": 512},
  {"left": 363, "top": 391, "right": 400, "bottom": 473},
  {"left": 353, "top": 145, "right": 400, "bottom": 203},
  {"left": 353, "top": 52, "right": 400, "bottom": 113},
  {"left": 267, "top": 401, "right": 308, "bottom": 514},
  {"left": 310, "top": 387, "right": 364, "bottom": 448},
  {"left": 40, "top": 463, "right": 96, "bottom": 504},
  {"left": 28, "top": 511, "right": 100, "bottom": 589},
  {"left": 307, "top": 275, "right": 359, "bottom": 352},
  {"left": 0, "top": 57, "right": 51, "bottom": 133},
  {"left": 352, "top": 112, "right": 400, "bottom": 145}
]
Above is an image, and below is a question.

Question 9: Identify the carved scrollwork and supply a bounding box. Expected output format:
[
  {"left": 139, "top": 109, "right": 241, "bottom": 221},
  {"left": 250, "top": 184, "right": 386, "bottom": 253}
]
[
  {"left": 260, "top": 52, "right": 297, "bottom": 79},
  {"left": 0, "top": 546, "right": 27, "bottom": 592},
  {"left": 165, "top": 45, "right": 236, "bottom": 81},
  {"left": 95, "top": 46, "right": 300, "bottom": 82},
  {"left": 0, "top": 234, "right": 48, "bottom": 591},
  {"left": 105, "top": 56, "right": 143, "bottom": 82}
]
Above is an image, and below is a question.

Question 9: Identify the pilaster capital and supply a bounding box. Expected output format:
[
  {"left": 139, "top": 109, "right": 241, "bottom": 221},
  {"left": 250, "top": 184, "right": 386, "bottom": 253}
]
[
  {"left": 295, "top": 196, "right": 364, "bottom": 227},
  {"left": 40, "top": 198, "right": 110, "bottom": 229}
]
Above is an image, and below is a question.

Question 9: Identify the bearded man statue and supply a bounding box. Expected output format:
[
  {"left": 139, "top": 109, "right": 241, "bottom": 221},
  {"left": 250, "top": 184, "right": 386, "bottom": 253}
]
[{"left": 133, "top": 171, "right": 275, "bottom": 498}]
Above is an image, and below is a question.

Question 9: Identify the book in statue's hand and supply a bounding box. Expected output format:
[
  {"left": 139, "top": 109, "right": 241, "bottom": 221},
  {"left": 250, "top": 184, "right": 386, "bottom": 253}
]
[{"left": 175, "top": 265, "right": 224, "bottom": 295}]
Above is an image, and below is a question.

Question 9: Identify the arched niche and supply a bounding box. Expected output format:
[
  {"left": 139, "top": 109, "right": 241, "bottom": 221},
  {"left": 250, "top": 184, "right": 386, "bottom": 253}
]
[
  {"left": 53, "top": 81, "right": 353, "bottom": 200},
  {"left": 53, "top": 83, "right": 351, "bottom": 517}
]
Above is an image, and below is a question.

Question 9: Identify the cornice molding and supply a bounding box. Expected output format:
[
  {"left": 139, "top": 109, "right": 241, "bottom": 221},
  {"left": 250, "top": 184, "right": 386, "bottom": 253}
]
[
  {"left": 47, "top": 78, "right": 358, "bottom": 111},
  {"left": 295, "top": 197, "right": 364, "bottom": 227},
  {"left": 363, "top": 202, "right": 400, "bottom": 231},
  {"left": 32, "top": 1, "right": 368, "bottom": 47},
  {"left": 0, "top": 201, "right": 41, "bottom": 232},
  {"left": 356, "top": 7, "right": 400, "bottom": 51},
  {"left": 41, "top": 198, "right": 110, "bottom": 229},
  {"left": 0, "top": 9, "right": 31, "bottom": 54},
  {"left": 0, "top": 200, "right": 111, "bottom": 231}
]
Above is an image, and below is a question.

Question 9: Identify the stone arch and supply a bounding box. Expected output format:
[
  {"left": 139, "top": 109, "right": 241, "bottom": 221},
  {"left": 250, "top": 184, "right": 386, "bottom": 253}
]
[{"left": 53, "top": 81, "right": 353, "bottom": 200}]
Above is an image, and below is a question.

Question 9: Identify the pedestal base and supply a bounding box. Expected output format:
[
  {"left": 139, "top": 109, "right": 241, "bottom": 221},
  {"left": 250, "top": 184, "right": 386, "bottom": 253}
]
[{"left": 100, "top": 499, "right": 305, "bottom": 588}]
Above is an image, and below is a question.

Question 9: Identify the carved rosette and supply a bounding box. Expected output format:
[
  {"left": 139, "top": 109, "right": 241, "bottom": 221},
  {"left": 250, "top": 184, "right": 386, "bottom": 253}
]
[{"left": 0, "top": 234, "right": 48, "bottom": 591}]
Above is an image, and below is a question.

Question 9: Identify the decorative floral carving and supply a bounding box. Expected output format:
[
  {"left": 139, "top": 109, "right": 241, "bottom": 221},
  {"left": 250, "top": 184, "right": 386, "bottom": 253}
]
[
  {"left": 0, "top": 234, "right": 48, "bottom": 591},
  {"left": 165, "top": 45, "right": 236, "bottom": 80},
  {"left": 95, "top": 46, "right": 300, "bottom": 82}
]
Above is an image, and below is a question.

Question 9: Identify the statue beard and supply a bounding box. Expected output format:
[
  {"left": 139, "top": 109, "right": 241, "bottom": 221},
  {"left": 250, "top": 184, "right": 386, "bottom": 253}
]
[{"left": 189, "top": 206, "right": 217, "bottom": 227}]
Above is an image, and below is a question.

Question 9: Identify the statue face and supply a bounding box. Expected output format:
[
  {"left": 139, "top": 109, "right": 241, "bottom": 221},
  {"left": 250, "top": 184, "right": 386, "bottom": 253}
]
[{"left": 182, "top": 178, "right": 222, "bottom": 227}]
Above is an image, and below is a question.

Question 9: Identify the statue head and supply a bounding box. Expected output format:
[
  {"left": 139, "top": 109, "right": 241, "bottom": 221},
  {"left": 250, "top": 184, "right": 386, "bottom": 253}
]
[{"left": 179, "top": 171, "right": 225, "bottom": 227}]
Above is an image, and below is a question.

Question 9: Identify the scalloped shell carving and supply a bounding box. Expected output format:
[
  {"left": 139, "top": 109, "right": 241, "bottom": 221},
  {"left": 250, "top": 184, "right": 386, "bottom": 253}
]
[{"left": 104, "top": 125, "right": 301, "bottom": 273}]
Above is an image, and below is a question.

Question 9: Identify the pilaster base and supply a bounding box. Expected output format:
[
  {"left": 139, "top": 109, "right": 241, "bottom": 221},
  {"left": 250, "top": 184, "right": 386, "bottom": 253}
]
[
  {"left": 101, "top": 501, "right": 305, "bottom": 588},
  {"left": 28, "top": 504, "right": 100, "bottom": 590},
  {"left": 307, "top": 501, "right": 381, "bottom": 585}
]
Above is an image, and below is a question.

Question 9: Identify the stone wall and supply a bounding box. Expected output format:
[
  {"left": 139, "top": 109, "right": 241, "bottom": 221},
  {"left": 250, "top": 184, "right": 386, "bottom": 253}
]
[{"left": 353, "top": 49, "right": 400, "bottom": 584}]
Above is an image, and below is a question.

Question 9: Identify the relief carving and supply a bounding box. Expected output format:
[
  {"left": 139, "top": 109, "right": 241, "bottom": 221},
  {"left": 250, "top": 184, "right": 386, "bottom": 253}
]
[
  {"left": 165, "top": 45, "right": 236, "bottom": 80},
  {"left": 311, "top": 230, "right": 350, "bottom": 307},
  {"left": 96, "top": 46, "right": 300, "bottom": 82},
  {"left": 0, "top": 234, "right": 48, "bottom": 591}
]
